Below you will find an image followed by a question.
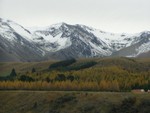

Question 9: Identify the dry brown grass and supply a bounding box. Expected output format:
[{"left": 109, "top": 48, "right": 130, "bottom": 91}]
[{"left": 0, "top": 91, "right": 150, "bottom": 113}]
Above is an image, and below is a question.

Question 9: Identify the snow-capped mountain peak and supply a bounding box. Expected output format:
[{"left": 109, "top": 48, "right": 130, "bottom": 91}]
[{"left": 0, "top": 18, "right": 150, "bottom": 61}]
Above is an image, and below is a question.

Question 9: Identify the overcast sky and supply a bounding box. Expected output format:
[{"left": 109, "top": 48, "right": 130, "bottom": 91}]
[{"left": 0, "top": 0, "right": 150, "bottom": 33}]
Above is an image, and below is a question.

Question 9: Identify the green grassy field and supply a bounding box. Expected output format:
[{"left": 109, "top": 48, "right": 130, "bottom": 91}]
[{"left": 0, "top": 91, "right": 150, "bottom": 113}]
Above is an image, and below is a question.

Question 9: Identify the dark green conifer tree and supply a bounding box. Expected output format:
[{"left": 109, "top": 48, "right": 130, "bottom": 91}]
[
  {"left": 10, "top": 68, "right": 17, "bottom": 77},
  {"left": 32, "top": 68, "right": 36, "bottom": 73}
]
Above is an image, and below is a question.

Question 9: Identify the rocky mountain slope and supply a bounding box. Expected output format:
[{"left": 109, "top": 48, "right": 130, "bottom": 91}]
[
  {"left": 0, "top": 18, "right": 45, "bottom": 61},
  {"left": 0, "top": 18, "right": 150, "bottom": 61}
]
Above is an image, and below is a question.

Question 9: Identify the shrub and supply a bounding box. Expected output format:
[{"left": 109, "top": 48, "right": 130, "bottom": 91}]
[
  {"left": 55, "top": 74, "right": 66, "bottom": 81},
  {"left": 32, "top": 68, "right": 36, "bottom": 73},
  {"left": 55, "top": 95, "right": 76, "bottom": 104},
  {"left": 19, "top": 75, "right": 34, "bottom": 82},
  {"left": 49, "top": 58, "right": 76, "bottom": 69},
  {"left": 110, "top": 97, "right": 137, "bottom": 113},
  {"left": 67, "top": 75, "right": 75, "bottom": 81},
  {"left": 68, "top": 61, "right": 97, "bottom": 70}
]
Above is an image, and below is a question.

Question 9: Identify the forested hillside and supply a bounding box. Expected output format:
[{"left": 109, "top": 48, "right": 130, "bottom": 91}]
[{"left": 0, "top": 57, "right": 150, "bottom": 91}]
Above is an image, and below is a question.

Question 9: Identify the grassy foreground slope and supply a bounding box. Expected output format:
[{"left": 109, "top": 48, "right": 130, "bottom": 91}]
[{"left": 0, "top": 91, "right": 150, "bottom": 113}]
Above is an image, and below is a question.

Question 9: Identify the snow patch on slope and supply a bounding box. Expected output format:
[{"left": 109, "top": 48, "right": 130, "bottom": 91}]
[
  {"left": 89, "top": 41, "right": 112, "bottom": 56},
  {"left": 78, "top": 24, "right": 136, "bottom": 51},
  {"left": 0, "top": 18, "right": 33, "bottom": 42},
  {"left": 33, "top": 32, "right": 72, "bottom": 52},
  {"left": 137, "top": 41, "right": 150, "bottom": 55},
  {"left": 8, "top": 22, "right": 33, "bottom": 41}
]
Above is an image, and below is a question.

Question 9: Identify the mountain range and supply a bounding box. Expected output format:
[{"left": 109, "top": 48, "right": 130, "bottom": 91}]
[{"left": 0, "top": 18, "right": 150, "bottom": 62}]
